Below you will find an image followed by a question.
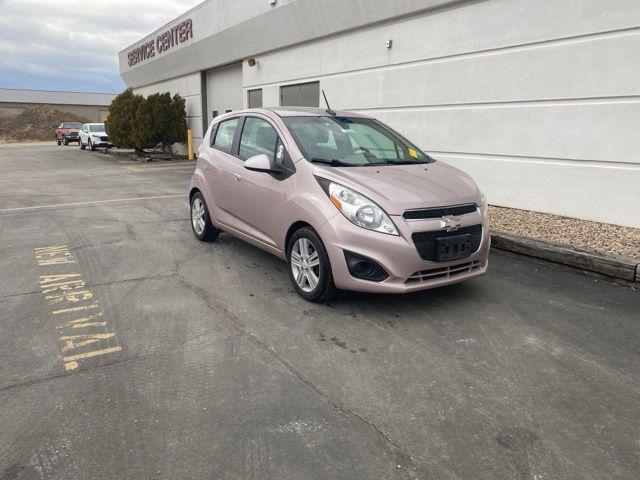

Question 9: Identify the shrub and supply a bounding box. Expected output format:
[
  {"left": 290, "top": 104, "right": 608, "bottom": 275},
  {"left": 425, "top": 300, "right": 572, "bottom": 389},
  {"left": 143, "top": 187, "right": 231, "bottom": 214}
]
[
  {"left": 168, "top": 94, "right": 188, "bottom": 147},
  {"left": 106, "top": 89, "right": 144, "bottom": 150},
  {"left": 107, "top": 89, "right": 188, "bottom": 154}
]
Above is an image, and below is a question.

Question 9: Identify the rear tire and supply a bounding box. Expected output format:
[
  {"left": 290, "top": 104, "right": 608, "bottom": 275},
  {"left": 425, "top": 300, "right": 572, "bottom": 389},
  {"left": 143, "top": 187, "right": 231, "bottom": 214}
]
[
  {"left": 190, "top": 192, "right": 220, "bottom": 242},
  {"left": 62, "top": 137, "right": 68, "bottom": 146},
  {"left": 57, "top": 138, "right": 61, "bottom": 146},
  {"left": 287, "top": 227, "right": 337, "bottom": 302}
]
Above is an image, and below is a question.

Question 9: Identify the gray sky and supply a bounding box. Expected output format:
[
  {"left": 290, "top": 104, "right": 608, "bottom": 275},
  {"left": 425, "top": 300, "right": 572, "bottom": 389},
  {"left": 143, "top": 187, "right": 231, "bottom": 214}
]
[{"left": 0, "top": 0, "right": 202, "bottom": 93}]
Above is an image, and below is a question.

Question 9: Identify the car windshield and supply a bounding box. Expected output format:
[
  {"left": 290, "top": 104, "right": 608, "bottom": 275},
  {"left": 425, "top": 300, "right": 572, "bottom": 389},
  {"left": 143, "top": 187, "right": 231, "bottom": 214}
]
[
  {"left": 283, "top": 116, "right": 432, "bottom": 166},
  {"left": 88, "top": 124, "right": 105, "bottom": 133},
  {"left": 64, "top": 123, "right": 82, "bottom": 129}
]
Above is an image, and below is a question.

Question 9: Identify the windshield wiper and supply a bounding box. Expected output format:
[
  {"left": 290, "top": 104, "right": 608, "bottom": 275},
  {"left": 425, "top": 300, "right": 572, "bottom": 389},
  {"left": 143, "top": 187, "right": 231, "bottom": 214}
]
[
  {"left": 310, "top": 158, "right": 354, "bottom": 167},
  {"left": 384, "top": 159, "right": 431, "bottom": 165}
]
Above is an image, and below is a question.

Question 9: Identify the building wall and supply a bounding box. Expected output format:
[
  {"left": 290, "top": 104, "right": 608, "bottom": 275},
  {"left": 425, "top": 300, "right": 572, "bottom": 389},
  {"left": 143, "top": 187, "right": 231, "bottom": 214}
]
[
  {"left": 119, "top": 0, "right": 459, "bottom": 89},
  {"left": 122, "top": 0, "right": 640, "bottom": 227},
  {"left": 242, "top": 0, "right": 640, "bottom": 227},
  {"left": 0, "top": 102, "right": 109, "bottom": 122}
]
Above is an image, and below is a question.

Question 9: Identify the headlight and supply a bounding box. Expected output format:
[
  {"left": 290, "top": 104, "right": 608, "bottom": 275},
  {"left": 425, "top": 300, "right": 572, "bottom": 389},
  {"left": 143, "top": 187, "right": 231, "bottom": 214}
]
[
  {"left": 478, "top": 191, "right": 488, "bottom": 218},
  {"left": 318, "top": 179, "right": 398, "bottom": 235}
]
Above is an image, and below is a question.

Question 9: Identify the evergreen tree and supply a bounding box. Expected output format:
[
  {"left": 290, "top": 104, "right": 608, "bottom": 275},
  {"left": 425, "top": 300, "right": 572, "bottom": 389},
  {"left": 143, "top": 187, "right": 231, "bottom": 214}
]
[
  {"left": 106, "top": 89, "right": 144, "bottom": 151},
  {"left": 168, "top": 94, "right": 188, "bottom": 148},
  {"left": 107, "top": 89, "right": 188, "bottom": 154}
]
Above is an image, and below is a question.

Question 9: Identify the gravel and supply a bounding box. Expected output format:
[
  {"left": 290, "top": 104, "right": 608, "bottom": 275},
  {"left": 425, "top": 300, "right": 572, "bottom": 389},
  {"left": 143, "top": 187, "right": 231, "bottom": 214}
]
[{"left": 488, "top": 206, "right": 640, "bottom": 260}]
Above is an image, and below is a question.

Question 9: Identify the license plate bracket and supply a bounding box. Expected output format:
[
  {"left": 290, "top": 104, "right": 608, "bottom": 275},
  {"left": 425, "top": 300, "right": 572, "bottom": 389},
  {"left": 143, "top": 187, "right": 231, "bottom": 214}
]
[{"left": 435, "top": 233, "right": 473, "bottom": 261}]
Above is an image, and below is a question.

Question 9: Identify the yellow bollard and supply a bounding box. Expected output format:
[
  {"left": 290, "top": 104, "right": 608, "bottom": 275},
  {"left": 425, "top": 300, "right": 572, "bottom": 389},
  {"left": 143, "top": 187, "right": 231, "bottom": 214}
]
[{"left": 187, "top": 129, "right": 194, "bottom": 160}]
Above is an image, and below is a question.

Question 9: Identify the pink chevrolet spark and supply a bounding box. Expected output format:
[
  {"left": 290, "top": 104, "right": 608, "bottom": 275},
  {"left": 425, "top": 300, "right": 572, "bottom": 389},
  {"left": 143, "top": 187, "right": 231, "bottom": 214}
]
[{"left": 190, "top": 107, "right": 490, "bottom": 302}]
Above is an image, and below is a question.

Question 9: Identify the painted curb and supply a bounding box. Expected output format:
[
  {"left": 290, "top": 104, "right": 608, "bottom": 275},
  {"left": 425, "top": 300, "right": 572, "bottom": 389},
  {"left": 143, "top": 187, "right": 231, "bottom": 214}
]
[{"left": 490, "top": 232, "right": 640, "bottom": 283}]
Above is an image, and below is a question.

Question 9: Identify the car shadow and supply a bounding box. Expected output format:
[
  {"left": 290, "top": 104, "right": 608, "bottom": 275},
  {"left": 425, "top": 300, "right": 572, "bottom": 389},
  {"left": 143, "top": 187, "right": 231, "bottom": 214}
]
[{"left": 211, "top": 231, "right": 484, "bottom": 311}]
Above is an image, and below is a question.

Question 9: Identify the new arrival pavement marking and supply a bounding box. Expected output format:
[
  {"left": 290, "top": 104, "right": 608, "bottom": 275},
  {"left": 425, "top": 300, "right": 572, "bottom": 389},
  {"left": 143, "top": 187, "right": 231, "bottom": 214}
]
[
  {"left": 34, "top": 245, "right": 121, "bottom": 372},
  {"left": 0, "top": 194, "right": 187, "bottom": 213}
]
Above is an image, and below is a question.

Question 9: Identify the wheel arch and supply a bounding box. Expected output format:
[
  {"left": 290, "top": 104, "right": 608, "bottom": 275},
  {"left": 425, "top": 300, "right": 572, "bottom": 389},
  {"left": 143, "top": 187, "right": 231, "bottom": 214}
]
[
  {"left": 189, "top": 187, "right": 200, "bottom": 203},
  {"left": 284, "top": 221, "right": 315, "bottom": 258}
]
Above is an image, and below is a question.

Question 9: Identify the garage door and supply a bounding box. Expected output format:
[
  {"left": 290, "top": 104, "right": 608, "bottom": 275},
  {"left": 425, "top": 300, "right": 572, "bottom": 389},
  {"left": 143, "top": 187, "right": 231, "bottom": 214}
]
[{"left": 206, "top": 63, "right": 243, "bottom": 125}]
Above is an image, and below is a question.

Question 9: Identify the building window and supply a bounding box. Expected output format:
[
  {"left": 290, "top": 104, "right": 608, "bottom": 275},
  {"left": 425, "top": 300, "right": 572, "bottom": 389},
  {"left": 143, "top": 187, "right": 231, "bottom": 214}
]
[
  {"left": 280, "top": 82, "right": 320, "bottom": 108},
  {"left": 248, "top": 89, "right": 263, "bottom": 108}
]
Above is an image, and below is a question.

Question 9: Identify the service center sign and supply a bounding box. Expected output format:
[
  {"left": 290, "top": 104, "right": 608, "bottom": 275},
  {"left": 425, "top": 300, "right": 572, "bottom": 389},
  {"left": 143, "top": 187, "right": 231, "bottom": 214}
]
[{"left": 127, "top": 18, "right": 193, "bottom": 67}]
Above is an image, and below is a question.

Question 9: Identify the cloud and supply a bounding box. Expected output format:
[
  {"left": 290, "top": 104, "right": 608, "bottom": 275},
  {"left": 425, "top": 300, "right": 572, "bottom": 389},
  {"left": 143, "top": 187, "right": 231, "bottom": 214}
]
[{"left": 0, "top": 0, "right": 202, "bottom": 93}]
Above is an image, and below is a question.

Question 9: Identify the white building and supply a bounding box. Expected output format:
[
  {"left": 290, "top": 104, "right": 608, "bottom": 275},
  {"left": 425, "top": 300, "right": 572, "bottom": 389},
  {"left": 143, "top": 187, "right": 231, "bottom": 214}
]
[{"left": 119, "top": 0, "right": 640, "bottom": 228}]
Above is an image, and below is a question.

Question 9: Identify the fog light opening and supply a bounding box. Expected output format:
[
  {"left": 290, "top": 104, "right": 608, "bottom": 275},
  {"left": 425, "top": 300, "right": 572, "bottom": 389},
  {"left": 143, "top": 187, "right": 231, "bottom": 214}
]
[{"left": 344, "top": 251, "right": 389, "bottom": 282}]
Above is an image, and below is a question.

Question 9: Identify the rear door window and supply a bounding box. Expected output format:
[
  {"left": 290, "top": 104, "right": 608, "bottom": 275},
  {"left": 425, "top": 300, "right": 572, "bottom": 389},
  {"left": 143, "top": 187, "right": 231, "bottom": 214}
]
[
  {"left": 239, "top": 117, "right": 279, "bottom": 162},
  {"left": 212, "top": 118, "right": 239, "bottom": 153}
]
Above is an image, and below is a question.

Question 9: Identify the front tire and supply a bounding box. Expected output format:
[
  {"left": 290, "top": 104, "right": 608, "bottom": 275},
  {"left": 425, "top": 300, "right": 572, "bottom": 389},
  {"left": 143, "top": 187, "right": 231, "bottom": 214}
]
[
  {"left": 88, "top": 139, "right": 95, "bottom": 151},
  {"left": 287, "top": 227, "right": 337, "bottom": 302},
  {"left": 80, "top": 139, "right": 86, "bottom": 150},
  {"left": 57, "top": 138, "right": 61, "bottom": 145},
  {"left": 190, "top": 192, "right": 220, "bottom": 241},
  {"left": 62, "top": 137, "right": 68, "bottom": 146}
]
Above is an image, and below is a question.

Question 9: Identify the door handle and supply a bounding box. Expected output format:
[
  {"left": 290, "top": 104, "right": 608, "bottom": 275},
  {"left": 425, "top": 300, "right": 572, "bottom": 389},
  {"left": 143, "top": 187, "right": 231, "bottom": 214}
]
[{"left": 233, "top": 173, "right": 242, "bottom": 182}]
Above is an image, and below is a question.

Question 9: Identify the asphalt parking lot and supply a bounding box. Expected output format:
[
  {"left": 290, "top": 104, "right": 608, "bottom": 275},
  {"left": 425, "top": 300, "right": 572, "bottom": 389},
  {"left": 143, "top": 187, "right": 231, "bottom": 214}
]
[{"left": 0, "top": 143, "right": 639, "bottom": 480}]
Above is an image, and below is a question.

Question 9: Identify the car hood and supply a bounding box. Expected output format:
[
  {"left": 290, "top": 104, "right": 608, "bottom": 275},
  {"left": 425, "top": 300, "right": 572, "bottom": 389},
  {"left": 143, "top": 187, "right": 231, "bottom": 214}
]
[{"left": 313, "top": 161, "right": 481, "bottom": 215}]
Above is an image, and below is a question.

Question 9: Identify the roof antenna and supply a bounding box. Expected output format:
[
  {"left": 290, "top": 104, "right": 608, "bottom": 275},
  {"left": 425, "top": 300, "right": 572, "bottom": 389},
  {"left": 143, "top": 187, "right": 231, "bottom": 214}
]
[{"left": 322, "top": 90, "right": 336, "bottom": 116}]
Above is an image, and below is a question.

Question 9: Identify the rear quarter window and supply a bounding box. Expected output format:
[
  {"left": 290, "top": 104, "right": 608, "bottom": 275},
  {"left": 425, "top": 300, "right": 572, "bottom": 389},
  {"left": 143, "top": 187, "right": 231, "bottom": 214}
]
[{"left": 212, "top": 118, "right": 239, "bottom": 153}]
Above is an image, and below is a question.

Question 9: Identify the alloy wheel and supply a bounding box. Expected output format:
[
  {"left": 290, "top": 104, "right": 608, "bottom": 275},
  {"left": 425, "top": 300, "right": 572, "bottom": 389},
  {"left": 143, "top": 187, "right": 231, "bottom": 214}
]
[
  {"left": 191, "top": 197, "right": 206, "bottom": 235},
  {"left": 290, "top": 237, "right": 321, "bottom": 292}
]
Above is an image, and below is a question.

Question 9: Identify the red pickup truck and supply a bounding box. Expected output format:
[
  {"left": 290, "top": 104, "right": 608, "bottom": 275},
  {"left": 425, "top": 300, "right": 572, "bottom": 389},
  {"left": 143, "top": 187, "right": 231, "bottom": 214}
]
[{"left": 55, "top": 122, "right": 83, "bottom": 145}]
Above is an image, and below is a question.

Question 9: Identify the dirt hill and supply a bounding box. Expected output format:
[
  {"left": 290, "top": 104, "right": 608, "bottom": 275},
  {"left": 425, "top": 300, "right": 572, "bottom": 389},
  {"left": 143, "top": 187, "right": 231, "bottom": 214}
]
[{"left": 0, "top": 105, "right": 91, "bottom": 142}]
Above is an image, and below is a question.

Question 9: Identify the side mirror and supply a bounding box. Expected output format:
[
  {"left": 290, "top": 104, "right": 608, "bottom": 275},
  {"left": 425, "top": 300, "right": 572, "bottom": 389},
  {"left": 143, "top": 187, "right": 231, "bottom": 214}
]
[{"left": 244, "top": 154, "right": 282, "bottom": 173}]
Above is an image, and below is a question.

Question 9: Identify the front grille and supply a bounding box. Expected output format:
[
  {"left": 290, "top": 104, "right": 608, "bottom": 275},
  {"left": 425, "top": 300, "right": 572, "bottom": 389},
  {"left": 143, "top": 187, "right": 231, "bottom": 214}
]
[
  {"left": 407, "top": 260, "right": 482, "bottom": 283},
  {"left": 403, "top": 204, "right": 477, "bottom": 220},
  {"left": 412, "top": 224, "right": 482, "bottom": 261},
  {"left": 100, "top": 136, "right": 109, "bottom": 141}
]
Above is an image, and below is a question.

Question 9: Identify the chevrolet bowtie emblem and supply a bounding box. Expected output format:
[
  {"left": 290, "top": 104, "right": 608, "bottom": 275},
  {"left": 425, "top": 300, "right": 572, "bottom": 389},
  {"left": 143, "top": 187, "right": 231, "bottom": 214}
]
[{"left": 441, "top": 216, "right": 461, "bottom": 232}]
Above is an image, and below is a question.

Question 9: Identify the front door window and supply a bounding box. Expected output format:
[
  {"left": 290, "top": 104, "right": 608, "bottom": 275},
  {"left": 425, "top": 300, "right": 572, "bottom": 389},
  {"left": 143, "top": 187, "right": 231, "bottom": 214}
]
[{"left": 239, "top": 117, "right": 279, "bottom": 163}]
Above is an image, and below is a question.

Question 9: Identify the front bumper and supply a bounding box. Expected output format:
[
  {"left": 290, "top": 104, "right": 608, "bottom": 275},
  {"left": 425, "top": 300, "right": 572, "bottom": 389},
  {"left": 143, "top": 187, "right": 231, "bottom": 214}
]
[
  {"left": 318, "top": 210, "right": 490, "bottom": 294},
  {"left": 91, "top": 140, "right": 113, "bottom": 148}
]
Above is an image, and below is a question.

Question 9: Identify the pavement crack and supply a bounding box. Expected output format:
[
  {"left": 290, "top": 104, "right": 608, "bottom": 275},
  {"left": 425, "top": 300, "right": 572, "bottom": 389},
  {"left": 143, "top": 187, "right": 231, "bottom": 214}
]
[
  {"left": 0, "top": 328, "right": 240, "bottom": 394},
  {"left": 173, "top": 272, "right": 461, "bottom": 480},
  {"left": 86, "top": 271, "right": 177, "bottom": 289},
  {"left": 0, "top": 290, "right": 41, "bottom": 300},
  {"left": 77, "top": 251, "right": 204, "bottom": 290}
]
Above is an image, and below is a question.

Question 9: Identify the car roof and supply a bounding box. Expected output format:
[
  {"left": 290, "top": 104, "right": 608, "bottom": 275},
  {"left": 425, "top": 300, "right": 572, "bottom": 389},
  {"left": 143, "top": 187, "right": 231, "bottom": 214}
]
[{"left": 234, "top": 107, "right": 372, "bottom": 119}]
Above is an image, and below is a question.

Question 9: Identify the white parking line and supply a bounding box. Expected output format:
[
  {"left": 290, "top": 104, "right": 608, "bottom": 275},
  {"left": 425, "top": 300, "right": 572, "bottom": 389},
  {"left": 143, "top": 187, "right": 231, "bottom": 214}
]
[{"left": 0, "top": 194, "right": 187, "bottom": 213}]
